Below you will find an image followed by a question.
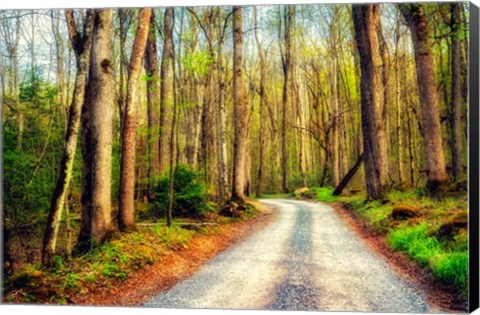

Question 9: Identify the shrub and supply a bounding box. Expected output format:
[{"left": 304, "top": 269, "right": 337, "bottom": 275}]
[{"left": 152, "top": 165, "right": 212, "bottom": 218}]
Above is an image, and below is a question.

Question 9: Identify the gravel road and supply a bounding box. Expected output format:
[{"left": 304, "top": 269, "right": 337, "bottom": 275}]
[{"left": 144, "top": 199, "right": 433, "bottom": 313}]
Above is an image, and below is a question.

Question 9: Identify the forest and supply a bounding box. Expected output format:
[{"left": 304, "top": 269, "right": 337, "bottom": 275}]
[{"left": 1, "top": 2, "right": 470, "bottom": 306}]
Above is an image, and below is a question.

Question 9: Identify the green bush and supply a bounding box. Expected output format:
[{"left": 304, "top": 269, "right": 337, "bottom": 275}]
[{"left": 151, "top": 165, "right": 212, "bottom": 218}]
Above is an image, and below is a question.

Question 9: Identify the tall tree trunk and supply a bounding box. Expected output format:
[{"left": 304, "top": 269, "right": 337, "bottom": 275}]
[
  {"left": 51, "top": 10, "right": 67, "bottom": 133},
  {"left": 450, "top": 3, "right": 463, "bottom": 181},
  {"left": 231, "top": 6, "right": 249, "bottom": 203},
  {"left": 118, "top": 8, "right": 152, "bottom": 231},
  {"left": 78, "top": 9, "right": 115, "bottom": 248},
  {"left": 280, "top": 6, "right": 293, "bottom": 193},
  {"left": 352, "top": 4, "right": 388, "bottom": 200},
  {"left": 42, "top": 10, "right": 95, "bottom": 266},
  {"left": 330, "top": 57, "right": 340, "bottom": 187},
  {"left": 167, "top": 55, "right": 178, "bottom": 227},
  {"left": 144, "top": 11, "right": 161, "bottom": 194},
  {"left": 399, "top": 4, "right": 448, "bottom": 193},
  {"left": 117, "top": 9, "right": 130, "bottom": 129},
  {"left": 160, "top": 8, "right": 174, "bottom": 174},
  {"left": 216, "top": 22, "right": 229, "bottom": 202},
  {"left": 394, "top": 13, "right": 405, "bottom": 185},
  {"left": 254, "top": 7, "right": 268, "bottom": 196}
]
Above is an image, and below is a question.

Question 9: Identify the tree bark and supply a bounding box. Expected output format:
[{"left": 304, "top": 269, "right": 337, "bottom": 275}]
[
  {"left": 399, "top": 4, "right": 448, "bottom": 193},
  {"left": 118, "top": 8, "right": 152, "bottom": 231},
  {"left": 352, "top": 4, "right": 388, "bottom": 200},
  {"left": 42, "top": 9, "right": 95, "bottom": 266}
]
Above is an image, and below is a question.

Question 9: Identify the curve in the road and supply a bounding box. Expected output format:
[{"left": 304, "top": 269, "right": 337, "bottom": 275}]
[{"left": 144, "top": 199, "right": 433, "bottom": 313}]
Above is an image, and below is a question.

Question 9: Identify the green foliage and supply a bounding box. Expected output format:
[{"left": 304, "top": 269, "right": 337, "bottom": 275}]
[
  {"left": 430, "top": 252, "right": 468, "bottom": 290},
  {"left": 313, "top": 187, "right": 338, "bottom": 202},
  {"left": 151, "top": 165, "right": 212, "bottom": 218},
  {"left": 388, "top": 223, "right": 442, "bottom": 265},
  {"left": 62, "top": 273, "right": 79, "bottom": 289},
  {"left": 181, "top": 51, "right": 213, "bottom": 78},
  {"left": 102, "top": 262, "right": 127, "bottom": 280},
  {"left": 388, "top": 223, "right": 468, "bottom": 291}
]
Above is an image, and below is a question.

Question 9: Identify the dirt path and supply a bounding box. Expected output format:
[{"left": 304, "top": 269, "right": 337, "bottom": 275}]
[{"left": 145, "top": 199, "right": 438, "bottom": 312}]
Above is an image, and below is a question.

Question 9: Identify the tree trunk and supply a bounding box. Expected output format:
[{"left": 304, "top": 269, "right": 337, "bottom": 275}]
[
  {"left": 144, "top": 11, "right": 161, "bottom": 194},
  {"left": 399, "top": 4, "right": 448, "bottom": 193},
  {"left": 160, "top": 8, "right": 174, "bottom": 174},
  {"left": 254, "top": 7, "right": 268, "bottom": 196},
  {"left": 280, "top": 6, "right": 293, "bottom": 193},
  {"left": 216, "top": 25, "right": 229, "bottom": 202},
  {"left": 51, "top": 11, "right": 67, "bottom": 133},
  {"left": 42, "top": 9, "right": 95, "bottom": 266},
  {"left": 333, "top": 153, "right": 365, "bottom": 196},
  {"left": 352, "top": 4, "right": 388, "bottom": 200},
  {"left": 450, "top": 3, "right": 463, "bottom": 181},
  {"left": 231, "top": 6, "right": 249, "bottom": 203},
  {"left": 394, "top": 13, "right": 405, "bottom": 185},
  {"left": 118, "top": 8, "right": 152, "bottom": 231},
  {"left": 78, "top": 9, "right": 115, "bottom": 248}
]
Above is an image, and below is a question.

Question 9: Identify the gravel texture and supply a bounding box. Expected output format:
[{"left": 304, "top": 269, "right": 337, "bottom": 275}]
[{"left": 144, "top": 199, "right": 432, "bottom": 313}]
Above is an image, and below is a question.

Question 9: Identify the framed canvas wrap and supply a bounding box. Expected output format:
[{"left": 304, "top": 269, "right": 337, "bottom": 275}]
[{"left": 0, "top": 0, "right": 479, "bottom": 314}]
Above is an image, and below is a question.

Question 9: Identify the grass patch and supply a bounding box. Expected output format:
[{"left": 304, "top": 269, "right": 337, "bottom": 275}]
[
  {"left": 430, "top": 252, "right": 468, "bottom": 291},
  {"left": 387, "top": 223, "right": 442, "bottom": 265},
  {"left": 313, "top": 187, "right": 338, "bottom": 202}
]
